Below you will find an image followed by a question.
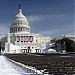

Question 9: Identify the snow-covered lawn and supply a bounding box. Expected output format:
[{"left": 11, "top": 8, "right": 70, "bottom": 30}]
[{"left": 0, "top": 55, "right": 32, "bottom": 75}]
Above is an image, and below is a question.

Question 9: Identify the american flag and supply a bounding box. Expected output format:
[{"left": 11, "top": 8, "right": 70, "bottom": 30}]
[
  {"left": 30, "top": 36, "right": 33, "bottom": 42},
  {"left": 16, "top": 36, "right": 33, "bottom": 42},
  {"left": 24, "top": 36, "right": 26, "bottom": 42},
  {"left": 26, "top": 36, "right": 29, "bottom": 42},
  {"left": 16, "top": 36, "right": 20, "bottom": 42},
  {"left": 20, "top": 36, "right": 23, "bottom": 42}
]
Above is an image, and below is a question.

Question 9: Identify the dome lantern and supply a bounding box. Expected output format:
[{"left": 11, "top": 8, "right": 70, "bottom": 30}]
[
  {"left": 18, "top": 4, "right": 22, "bottom": 15},
  {"left": 19, "top": 4, "right": 21, "bottom": 9}
]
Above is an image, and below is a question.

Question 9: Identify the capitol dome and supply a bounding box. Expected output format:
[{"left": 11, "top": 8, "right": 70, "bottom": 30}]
[{"left": 10, "top": 5, "right": 30, "bottom": 33}]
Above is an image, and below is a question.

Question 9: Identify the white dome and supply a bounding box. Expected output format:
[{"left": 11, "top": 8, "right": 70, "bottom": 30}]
[
  {"left": 10, "top": 5, "right": 30, "bottom": 33},
  {"left": 15, "top": 9, "right": 27, "bottom": 21},
  {"left": 11, "top": 8, "right": 28, "bottom": 26}
]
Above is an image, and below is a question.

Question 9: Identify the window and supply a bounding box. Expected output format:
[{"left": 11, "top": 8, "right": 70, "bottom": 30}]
[{"left": 36, "top": 40, "right": 37, "bottom": 42}]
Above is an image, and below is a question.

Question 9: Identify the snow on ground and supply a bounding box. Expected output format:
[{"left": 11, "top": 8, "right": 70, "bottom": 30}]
[{"left": 0, "top": 55, "right": 33, "bottom": 75}]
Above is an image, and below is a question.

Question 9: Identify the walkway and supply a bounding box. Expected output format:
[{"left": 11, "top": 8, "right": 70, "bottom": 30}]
[{"left": 0, "top": 56, "right": 31, "bottom": 75}]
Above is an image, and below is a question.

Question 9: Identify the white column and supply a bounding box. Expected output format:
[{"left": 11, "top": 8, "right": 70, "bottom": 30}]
[
  {"left": 17, "top": 27, "right": 18, "bottom": 32},
  {"left": 7, "top": 33, "right": 10, "bottom": 43}
]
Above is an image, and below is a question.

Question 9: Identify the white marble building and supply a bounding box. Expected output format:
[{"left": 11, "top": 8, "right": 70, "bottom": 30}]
[
  {"left": 54, "top": 35, "right": 75, "bottom": 42},
  {"left": 1, "top": 5, "right": 50, "bottom": 53}
]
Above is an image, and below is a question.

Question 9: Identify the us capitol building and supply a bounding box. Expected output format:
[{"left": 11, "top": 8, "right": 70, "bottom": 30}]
[{"left": 0, "top": 5, "right": 50, "bottom": 53}]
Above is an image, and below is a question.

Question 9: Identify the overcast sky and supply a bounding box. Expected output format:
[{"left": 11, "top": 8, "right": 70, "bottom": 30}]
[{"left": 0, "top": 0, "right": 74, "bottom": 37}]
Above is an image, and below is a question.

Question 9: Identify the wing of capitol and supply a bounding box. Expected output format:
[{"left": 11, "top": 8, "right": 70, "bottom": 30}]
[{"left": 0, "top": 5, "right": 55, "bottom": 54}]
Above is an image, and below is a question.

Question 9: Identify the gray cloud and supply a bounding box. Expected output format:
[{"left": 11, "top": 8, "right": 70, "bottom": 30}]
[
  {"left": 0, "top": 14, "right": 74, "bottom": 37},
  {"left": 0, "top": 25, "right": 9, "bottom": 35},
  {"left": 27, "top": 14, "right": 74, "bottom": 37}
]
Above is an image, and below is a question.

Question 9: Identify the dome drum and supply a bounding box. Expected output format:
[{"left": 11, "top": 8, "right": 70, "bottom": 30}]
[{"left": 10, "top": 27, "right": 30, "bottom": 33}]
